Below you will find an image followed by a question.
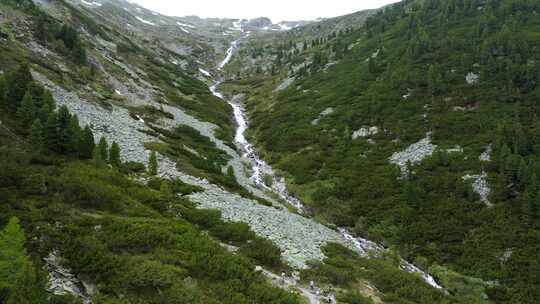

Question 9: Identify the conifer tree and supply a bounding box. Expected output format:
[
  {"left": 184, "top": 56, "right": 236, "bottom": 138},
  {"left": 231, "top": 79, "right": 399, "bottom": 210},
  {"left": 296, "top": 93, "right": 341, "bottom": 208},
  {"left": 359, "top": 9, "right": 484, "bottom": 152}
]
[
  {"left": 92, "top": 145, "right": 104, "bottom": 167},
  {"left": 0, "top": 217, "right": 27, "bottom": 292},
  {"left": 57, "top": 105, "right": 71, "bottom": 154},
  {"left": 5, "top": 64, "right": 33, "bottom": 113},
  {"left": 6, "top": 260, "right": 47, "bottom": 304},
  {"left": 98, "top": 137, "right": 108, "bottom": 162},
  {"left": 30, "top": 119, "right": 44, "bottom": 149},
  {"left": 79, "top": 126, "right": 95, "bottom": 159},
  {"left": 67, "top": 115, "right": 82, "bottom": 154},
  {"left": 38, "top": 90, "right": 55, "bottom": 123},
  {"left": 109, "top": 142, "right": 121, "bottom": 167},
  {"left": 44, "top": 111, "right": 59, "bottom": 152},
  {"left": 16, "top": 92, "right": 36, "bottom": 129},
  {"left": 149, "top": 151, "right": 158, "bottom": 176}
]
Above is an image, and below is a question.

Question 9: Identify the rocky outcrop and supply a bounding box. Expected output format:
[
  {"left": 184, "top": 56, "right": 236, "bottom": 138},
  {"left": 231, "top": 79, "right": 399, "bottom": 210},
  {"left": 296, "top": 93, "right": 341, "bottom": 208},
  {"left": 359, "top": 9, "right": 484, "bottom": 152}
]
[
  {"left": 311, "top": 107, "right": 334, "bottom": 125},
  {"left": 463, "top": 172, "right": 492, "bottom": 207},
  {"left": 352, "top": 126, "right": 379, "bottom": 139},
  {"left": 275, "top": 77, "right": 295, "bottom": 92},
  {"left": 45, "top": 251, "right": 93, "bottom": 304},
  {"left": 389, "top": 133, "right": 437, "bottom": 175}
]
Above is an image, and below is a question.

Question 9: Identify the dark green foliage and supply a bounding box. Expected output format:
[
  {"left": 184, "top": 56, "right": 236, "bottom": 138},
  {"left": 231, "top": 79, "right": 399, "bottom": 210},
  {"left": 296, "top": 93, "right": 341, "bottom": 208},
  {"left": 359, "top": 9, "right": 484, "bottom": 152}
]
[
  {"left": 34, "top": 14, "right": 87, "bottom": 65},
  {"left": 0, "top": 76, "right": 7, "bottom": 111},
  {"left": 148, "top": 151, "right": 158, "bottom": 176},
  {"left": 16, "top": 92, "right": 36, "bottom": 130},
  {"left": 4, "top": 64, "right": 33, "bottom": 113},
  {"left": 238, "top": 237, "right": 283, "bottom": 269},
  {"left": 0, "top": 217, "right": 27, "bottom": 294},
  {"left": 45, "top": 111, "right": 60, "bottom": 151},
  {"left": 237, "top": 0, "right": 540, "bottom": 302},
  {"left": 98, "top": 137, "right": 109, "bottom": 162},
  {"left": 29, "top": 119, "right": 44, "bottom": 149},
  {"left": 109, "top": 142, "right": 121, "bottom": 167},
  {"left": 6, "top": 261, "right": 47, "bottom": 304},
  {"left": 79, "top": 126, "right": 95, "bottom": 159}
]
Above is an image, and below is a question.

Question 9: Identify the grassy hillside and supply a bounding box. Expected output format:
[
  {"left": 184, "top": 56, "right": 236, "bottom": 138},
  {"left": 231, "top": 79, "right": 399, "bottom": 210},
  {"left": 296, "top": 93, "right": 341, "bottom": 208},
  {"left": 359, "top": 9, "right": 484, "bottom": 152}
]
[{"left": 223, "top": 0, "right": 540, "bottom": 303}]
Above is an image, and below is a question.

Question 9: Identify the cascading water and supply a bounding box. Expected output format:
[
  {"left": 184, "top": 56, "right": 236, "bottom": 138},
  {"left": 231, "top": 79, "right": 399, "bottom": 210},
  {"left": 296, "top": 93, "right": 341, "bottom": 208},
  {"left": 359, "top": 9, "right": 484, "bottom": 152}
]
[{"left": 210, "top": 38, "right": 443, "bottom": 290}]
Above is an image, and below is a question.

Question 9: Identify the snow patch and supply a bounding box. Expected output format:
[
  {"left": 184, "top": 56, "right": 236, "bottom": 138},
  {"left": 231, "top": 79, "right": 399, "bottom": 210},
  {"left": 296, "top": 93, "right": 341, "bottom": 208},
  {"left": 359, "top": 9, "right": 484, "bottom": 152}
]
[
  {"left": 176, "top": 22, "right": 196, "bottom": 29},
  {"left": 199, "top": 68, "right": 211, "bottom": 77},
  {"left": 80, "top": 0, "right": 102, "bottom": 6},
  {"left": 135, "top": 16, "right": 155, "bottom": 26}
]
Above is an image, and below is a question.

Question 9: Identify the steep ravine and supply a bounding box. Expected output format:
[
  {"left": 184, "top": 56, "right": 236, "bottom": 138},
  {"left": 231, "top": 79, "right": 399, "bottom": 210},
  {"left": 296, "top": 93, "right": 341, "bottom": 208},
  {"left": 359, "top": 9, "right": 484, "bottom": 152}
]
[{"left": 211, "top": 38, "right": 444, "bottom": 290}]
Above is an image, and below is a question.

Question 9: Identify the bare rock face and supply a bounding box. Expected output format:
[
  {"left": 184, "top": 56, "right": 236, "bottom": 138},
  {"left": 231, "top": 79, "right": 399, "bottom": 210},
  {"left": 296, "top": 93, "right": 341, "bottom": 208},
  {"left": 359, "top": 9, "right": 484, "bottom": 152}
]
[
  {"left": 352, "top": 126, "right": 379, "bottom": 139},
  {"left": 466, "top": 72, "right": 479, "bottom": 84},
  {"left": 45, "top": 251, "right": 93, "bottom": 304},
  {"left": 463, "top": 172, "right": 492, "bottom": 207},
  {"left": 389, "top": 133, "right": 437, "bottom": 175},
  {"left": 275, "top": 77, "right": 295, "bottom": 92},
  {"left": 311, "top": 107, "right": 334, "bottom": 125}
]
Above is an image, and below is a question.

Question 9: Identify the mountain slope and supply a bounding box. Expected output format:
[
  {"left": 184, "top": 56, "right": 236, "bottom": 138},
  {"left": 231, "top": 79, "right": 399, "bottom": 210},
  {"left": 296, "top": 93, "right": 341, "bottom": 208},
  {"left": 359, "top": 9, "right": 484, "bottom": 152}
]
[{"left": 220, "top": 0, "right": 540, "bottom": 303}]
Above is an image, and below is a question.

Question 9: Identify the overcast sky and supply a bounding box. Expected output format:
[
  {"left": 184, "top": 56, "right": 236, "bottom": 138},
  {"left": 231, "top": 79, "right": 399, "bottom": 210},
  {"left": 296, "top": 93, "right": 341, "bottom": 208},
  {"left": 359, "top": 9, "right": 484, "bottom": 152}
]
[{"left": 127, "top": 0, "right": 400, "bottom": 23}]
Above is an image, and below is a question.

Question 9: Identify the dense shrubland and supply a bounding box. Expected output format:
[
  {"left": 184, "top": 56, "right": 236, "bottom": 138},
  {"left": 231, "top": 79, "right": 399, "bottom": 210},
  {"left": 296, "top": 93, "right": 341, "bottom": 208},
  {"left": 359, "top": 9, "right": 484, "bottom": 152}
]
[{"left": 228, "top": 0, "right": 540, "bottom": 302}]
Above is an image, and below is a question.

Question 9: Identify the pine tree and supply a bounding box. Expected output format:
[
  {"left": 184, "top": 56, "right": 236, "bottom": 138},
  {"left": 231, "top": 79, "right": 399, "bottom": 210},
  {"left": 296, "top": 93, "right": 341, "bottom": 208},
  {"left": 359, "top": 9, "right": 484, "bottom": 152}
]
[
  {"left": 6, "top": 260, "right": 47, "bottom": 304},
  {"left": 57, "top": 105, "right": 71, "bottom": 154},
  {"left": 38, "top": 90, "right": 55, "bottom": 123},
  {"left": 16, "top": 91, "right": 36, "bottom": 129},
  {"left": 160, "top": 180, "right": 173, "bottom": 199},
  {"left": 98, "top": 137, "right": 108, "bottom": 162},
  {"left": 79, "top": 126, "right": 95, "bottom": 159},
  {"left": 44, "top": 111, "right": 59, "bottom": 152},
  {"left": 30, "top": 119, "right": 44, "bottom": 149},
  {"left": 92, "top": 145, "right": 104, "bottom": 167},
  {"left": 0, "top": 217, "right": 27, "bottom": 292},
  {"left": 5, "top": 64, "right": 33, "bottom": 113},
  {"left": 109, "top": 142, "right": 121, "bottom": 167},
  {"left": 149, "top": 151, "right": 158, "bottom": 176},
  {"left": 67, "top": 115, "right": 82, "bottom": 154}
]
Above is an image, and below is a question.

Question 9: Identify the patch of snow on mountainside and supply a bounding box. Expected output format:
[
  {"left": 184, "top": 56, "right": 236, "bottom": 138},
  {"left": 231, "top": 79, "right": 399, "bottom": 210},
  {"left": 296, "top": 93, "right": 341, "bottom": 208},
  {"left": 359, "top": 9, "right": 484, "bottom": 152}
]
[
  {"left": 80, "top": 0, "right": 102, "bottom": 6},
  {"left": 135, "top": 16, "right": 155, "bottom": 26},
  {"left": 177, "top": 22, "right": 196, "bottom": 29},
  {"left": 179, "top": 27, "right": 189, "bottom": 34},
  {"left": 199, "top": 68, "right": 211, "bottom": 77}
]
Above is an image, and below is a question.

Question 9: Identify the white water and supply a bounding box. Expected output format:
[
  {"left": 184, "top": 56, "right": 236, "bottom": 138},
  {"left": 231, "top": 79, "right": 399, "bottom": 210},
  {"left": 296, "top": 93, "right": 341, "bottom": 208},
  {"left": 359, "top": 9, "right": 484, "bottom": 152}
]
[{"left": 211, "top": 39, "right": 443, "bottom": 290}]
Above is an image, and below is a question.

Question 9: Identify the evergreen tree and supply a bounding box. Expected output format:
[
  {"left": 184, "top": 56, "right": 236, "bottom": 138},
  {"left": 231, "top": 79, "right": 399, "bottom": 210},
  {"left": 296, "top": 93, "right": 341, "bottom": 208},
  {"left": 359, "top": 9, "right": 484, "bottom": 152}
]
[
  {"left": 79, "top": 126, "right": 95, "bottom": 159},
  {"left": 67, "top": 115, "right": 82, "bottom": 154},
  {"left": 16, "top": 92, "right": 36, "bottom": 129},
  {"left": 6, "top": 260, "right": 47, "bottom": 304},
  {"left": 0, "top": 217, "right": 27, "bottom": 293},
  {"left": 109, "top": 142, "right": 121, "bottom": 167},
  {"left": 29, "top": 119, "right": 44, "bottom": 149},
  {"left": 5, "top": 64, "right": 33, "bottom": 113},
  {"left": 149, "top": 151, "right": 158, "bottom": 176},
  {"left": 57, "top": 105, "right": 71, "bottom": 154},
  {"left": 98, "top": 137, "right": 108, "bottom": 162},
  {"left": 38, "top": 90, "right": 55, "bottom": 123},
  {"left": 44, "top": 111, "right": 59, "bottom": 152},
  {"left": 92, "top": 145, "right": 104, "bottom": 167}
]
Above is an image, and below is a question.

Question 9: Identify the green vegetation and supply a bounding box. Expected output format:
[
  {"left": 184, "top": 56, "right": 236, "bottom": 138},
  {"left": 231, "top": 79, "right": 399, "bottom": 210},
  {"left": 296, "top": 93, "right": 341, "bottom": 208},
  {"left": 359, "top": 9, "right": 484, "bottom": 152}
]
[
  {"left": 226, "top": 0, "right": 540, "bottom": 302},
  {"left": 0, "top": 65, "right": 301, "bottom": 303}
]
